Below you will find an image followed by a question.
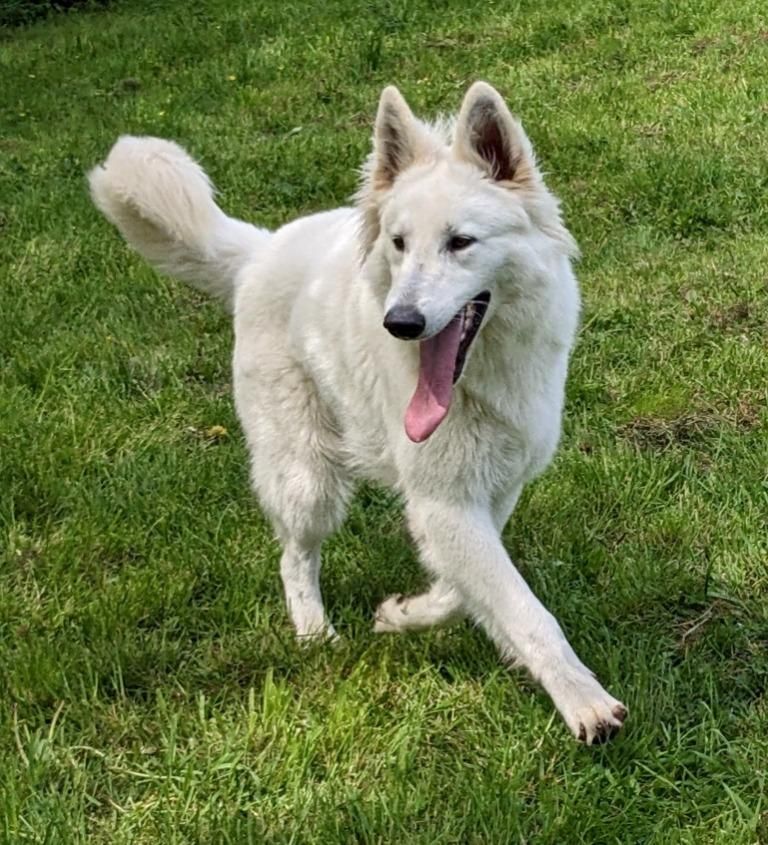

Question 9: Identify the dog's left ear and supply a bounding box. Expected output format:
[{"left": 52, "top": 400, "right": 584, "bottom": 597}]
[{"left": 453, "top": 82, "right": 536, "bottom": 186}]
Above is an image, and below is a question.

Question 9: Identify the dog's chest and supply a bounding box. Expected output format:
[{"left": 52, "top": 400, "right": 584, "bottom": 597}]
[{"left": 404, "top": 387, "right": 558, "bottom": 496}]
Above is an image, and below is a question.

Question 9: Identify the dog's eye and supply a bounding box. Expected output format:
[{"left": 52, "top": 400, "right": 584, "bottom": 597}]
[
  {"left": 392, "top": 235, "right": 405, "bottom": 252},
  {"left": 447, "top": 235, "right": 476, "bottom": 252}
]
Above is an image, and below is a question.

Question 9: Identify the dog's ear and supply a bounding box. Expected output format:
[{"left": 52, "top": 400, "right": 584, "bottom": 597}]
[
  {"left": 372, "top": 86, "right": 419, "bottom": 189},
  {"left": 356, "top": 86, "right": 424, "bottom": 255},
  {"left": 453, "top": 82, "right": 536, "bottom": 186}
]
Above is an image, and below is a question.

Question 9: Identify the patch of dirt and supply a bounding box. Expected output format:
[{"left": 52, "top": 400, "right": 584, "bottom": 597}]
[
  {"left": 620, "top": 412, "right": 719, "bottom": 449},
  {"left": 620, "top": 399, "right": 762, "bottom": 450},
  {"left": 709, "top": 301, "right": 751, "bottom": 329},
  {"left": 689, "top": 30, "right": 768, "bottom": 55},
  {"left": 646, "top": 69, "right": 690, "bottom": 90},
  {"left": 732, "top": 396, "right": 762, "bottom": 430},
  {"left": 636, "top": 123, "right": 665, "bottom": 138},
  {"left": 690, "top": 36, "right": 716, "bottom": 55}
]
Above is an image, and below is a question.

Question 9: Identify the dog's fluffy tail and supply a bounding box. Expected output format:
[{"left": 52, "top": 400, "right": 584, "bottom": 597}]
[{"left": 89, "top": 136, "right": 269, "bottom": 311}]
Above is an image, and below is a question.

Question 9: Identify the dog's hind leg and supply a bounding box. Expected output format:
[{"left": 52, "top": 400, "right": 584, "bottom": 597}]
[
  {"left": 262, "top": 474, "right": 351, "bottom": 642},
  {"left": 257, "top": 458, "right": 351, "bottom": 642},
  {"left": 373, "top": 579, "right": 464, "bottom": 633},
  {"left": 237, "top": 361, "right": 351, "bottom": 642},
  {"left": 277, "top": 539, "right": 335, "bottom": 641}
]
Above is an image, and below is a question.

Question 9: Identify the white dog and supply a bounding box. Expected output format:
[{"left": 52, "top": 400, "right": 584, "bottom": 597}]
[{"left": 89, "top": 82, "right": 627, "bottom": 743}]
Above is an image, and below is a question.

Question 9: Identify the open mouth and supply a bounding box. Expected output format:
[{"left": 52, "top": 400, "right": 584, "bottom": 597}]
[
  {"left": 454, "top": 290, "right": 491, "bottom": 383},
  {"left": 404, "top": 290, "right": 491, "bottom": 443}
]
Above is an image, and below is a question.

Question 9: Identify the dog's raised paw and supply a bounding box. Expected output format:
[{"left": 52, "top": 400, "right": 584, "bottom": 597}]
[{"left": 373, "top": 594, "right": 408, "bottom": 634}]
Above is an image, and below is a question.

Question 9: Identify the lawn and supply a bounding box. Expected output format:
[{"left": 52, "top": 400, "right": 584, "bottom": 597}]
[{"left": 1, "top": 0, "right": 767, "bottom": 841}]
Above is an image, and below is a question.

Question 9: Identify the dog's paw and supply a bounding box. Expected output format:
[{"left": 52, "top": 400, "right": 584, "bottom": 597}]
[
  {"left": 546, "top": 663, "right": 627, "bottom": 744},
  {"left": 294, "top": 620, "right": 339, "bottom": 644},
  {"left": 373, "top": 594, "right": 408, "bottom": 633},
  {"left": 573, "top": 700, "right": 627, "bottom": 745},
  {"left": 563, "top": 685, "right": 627, "bottom": 745},
  {"left": 287, "top": 596, "right": 338, "bottom": 644}
]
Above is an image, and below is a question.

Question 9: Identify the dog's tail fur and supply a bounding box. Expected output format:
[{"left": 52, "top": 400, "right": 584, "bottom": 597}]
[{"left": 89, "top": 136, "right": 269, "bottom": 311}]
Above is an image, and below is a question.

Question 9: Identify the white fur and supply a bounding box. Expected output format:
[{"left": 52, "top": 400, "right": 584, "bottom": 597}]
[{"left": 89, "top": 82, "right": 626, "bottom": 744}]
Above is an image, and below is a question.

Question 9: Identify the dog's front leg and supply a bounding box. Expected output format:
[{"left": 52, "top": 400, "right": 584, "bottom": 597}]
[{"left": 407, "top": 498, "right": 627, "bottom": 744}]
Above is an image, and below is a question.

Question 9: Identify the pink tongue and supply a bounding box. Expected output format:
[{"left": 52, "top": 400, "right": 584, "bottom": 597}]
[{"left": 404, "top": 318, "right": 462, "bottom": 443}]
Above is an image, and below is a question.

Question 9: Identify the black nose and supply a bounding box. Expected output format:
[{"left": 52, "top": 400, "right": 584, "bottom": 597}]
[{"left": 383, "top": 305, "right": 426, "bottom": 340}]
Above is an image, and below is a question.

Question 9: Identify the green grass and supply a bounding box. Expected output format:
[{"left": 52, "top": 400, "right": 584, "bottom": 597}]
[
  {"left": 0, "top": 0, "right": 113, "bottom": 29},
  {"left": 1, "top": 0, "right": 767, "bottom": 841}
]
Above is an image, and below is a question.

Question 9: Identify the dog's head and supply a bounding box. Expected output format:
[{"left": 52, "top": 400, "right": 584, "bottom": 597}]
[{"left": 358, "top": 82, "right": 578, "bottom": 442}]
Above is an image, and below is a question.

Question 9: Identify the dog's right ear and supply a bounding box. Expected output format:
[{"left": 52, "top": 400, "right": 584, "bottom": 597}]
[
  {"left": 371, "top": 86, "right": 419, "bottom": 190},
  {"left": 357, "top": 86, "right": 443, "bottom": 255},
  {"left": 356, "top": 86, "right": 427, "bottom": 255}
]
